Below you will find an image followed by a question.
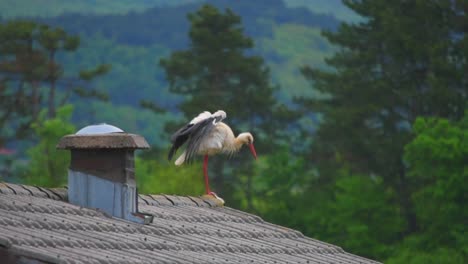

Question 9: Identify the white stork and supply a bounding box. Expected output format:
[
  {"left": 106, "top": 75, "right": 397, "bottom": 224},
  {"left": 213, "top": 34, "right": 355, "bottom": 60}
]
[{"left": 168, "top": 110, "right": 257, "bottom": 195}]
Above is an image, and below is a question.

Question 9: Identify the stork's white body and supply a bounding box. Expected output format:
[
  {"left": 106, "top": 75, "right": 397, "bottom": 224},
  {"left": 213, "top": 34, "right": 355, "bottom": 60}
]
[
  {"left": 175, "top": 122, "right": 240, "bottom": 165},
  {"left": 168, "top": 110, "right": 257, "bottom": 194}
]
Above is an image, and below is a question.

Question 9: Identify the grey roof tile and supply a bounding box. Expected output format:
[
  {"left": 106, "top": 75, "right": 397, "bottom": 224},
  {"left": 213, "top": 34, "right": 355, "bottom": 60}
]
[
  {"left": 0, "top": 182, "right": 16, "bottom": 194},
  {"left": 144, "top": 194, "right": 175, "bottom": 206},
  {"left": 0, "top": 183, "right": 381, "bottom": 263}
]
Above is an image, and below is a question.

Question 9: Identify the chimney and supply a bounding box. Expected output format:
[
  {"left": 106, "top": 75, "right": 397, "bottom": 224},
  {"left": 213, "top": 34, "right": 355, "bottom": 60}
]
[{"left": 57, "top": 123, "right": 153, "bottom": 224}]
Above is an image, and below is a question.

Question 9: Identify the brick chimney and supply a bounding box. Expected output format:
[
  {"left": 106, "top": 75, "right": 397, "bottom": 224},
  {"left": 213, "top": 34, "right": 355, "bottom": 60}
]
[{"left": 57, "top": 124, "right": 153, "bottom": 224}]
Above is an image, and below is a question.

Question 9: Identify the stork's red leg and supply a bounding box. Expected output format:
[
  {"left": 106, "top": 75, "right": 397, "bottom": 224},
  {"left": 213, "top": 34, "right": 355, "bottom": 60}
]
[{"left": 203, "top": 155, "right": 211, "bottom": 194}]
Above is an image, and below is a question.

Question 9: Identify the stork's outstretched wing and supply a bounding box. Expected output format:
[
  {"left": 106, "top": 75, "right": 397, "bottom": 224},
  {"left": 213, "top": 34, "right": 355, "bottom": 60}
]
[{"left": 168, "top": 111, "right": 226, "bottom": 163}]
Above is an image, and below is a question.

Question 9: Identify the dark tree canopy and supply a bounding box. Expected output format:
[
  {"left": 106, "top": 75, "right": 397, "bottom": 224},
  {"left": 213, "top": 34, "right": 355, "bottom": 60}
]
[
  {"left": 0, "top": 20, "right": 110, "bottom": 147},
  {"left": 299, "top": 0, "right": 468, "bottom": 260},
  {"left": 302, "top": 0, "right": 467, "bottom": 176},
  {"left": 160, "top": 4, "right": 297, "bottom": 207},
  {"left": 160, "top": 4, "right": 290, "bottom": 146}
]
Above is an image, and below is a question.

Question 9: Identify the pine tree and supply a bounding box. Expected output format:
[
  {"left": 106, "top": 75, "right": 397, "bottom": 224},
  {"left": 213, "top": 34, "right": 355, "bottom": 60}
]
[
  {"left": 400, "top": 114, "right": 468, "bottom": 263},
  {"left": 160, "top": 4, "right": 295, "bottom": 204},
  {"left": 300, "top": 0, "right": 467, "bottom": 240},
  {"left": 0, "top": 20, "right": 110, "bottom": 146}
]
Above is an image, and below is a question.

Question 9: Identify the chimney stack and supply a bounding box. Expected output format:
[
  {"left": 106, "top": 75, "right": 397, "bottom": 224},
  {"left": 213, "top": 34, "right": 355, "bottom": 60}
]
[{"left": 57, "top": 124, "right": 153, "bottom": 224}]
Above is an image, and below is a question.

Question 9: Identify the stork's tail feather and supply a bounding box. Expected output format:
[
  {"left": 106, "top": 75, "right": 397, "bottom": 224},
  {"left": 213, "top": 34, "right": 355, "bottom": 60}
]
[
  {"left": 168, "top": 145, "right": 177, "bottom": 161},
  {"left": 175, "top": 151, "right": 186, "bottom": 166}
]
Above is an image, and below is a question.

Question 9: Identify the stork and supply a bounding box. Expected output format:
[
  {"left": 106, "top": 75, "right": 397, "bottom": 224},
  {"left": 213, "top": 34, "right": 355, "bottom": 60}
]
[{"left": 168, "top": 110, "right": 257, "bottom": 196}]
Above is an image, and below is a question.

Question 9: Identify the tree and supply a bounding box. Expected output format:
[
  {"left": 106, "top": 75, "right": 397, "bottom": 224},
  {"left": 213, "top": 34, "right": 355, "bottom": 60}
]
[
  {"left": 24, "top": 105, "right": 75, "bottom": 187},
  {"left": 248, "top": 147, "right": 308, "bottom": 225},
  {"left": 300, "top": 0, "right": 468, "bottom": 237},
  {"left": 37, "top": 25, "right": 80, "bottom": 118},
  {"left": 0, "top": 21, "right": 46, "bottom": 145},
  {"left": 136, "top": 155, "right": 204, "bottom": 195},
  {"left": 0, "top": 20, "right": 110, "bottom": 147},
  {"left": 159, "top": 4, "right": 296, "bottom": 205},
  {"left": 395, "top": 114, "right": 468, "bottom": 263},
  {"left": 317, "top": 172, "right": 403, "bottom": 259}
]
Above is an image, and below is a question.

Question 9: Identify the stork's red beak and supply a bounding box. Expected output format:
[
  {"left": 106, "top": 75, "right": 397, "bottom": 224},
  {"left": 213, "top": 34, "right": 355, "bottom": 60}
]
[{"left": 249, "top": 143, "right": 257, "bottom": 160}]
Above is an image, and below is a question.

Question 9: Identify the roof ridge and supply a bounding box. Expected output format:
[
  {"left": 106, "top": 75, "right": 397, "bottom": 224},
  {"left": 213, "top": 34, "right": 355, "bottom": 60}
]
[
  {"left": 0, "top": 182, "right": 224, "bottom": 208},
  {"left": 0, "top": 183, "right": 53, "bottom": 199}
]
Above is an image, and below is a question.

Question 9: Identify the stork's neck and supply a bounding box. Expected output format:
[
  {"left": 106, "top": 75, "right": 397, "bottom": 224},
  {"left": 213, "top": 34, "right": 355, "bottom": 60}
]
[
  {"left": 216, "top": 123, "right": 251, "bottom": 153},
  {"left": 232, "top": 135, "right": 246, "bottom": 151},
  {"left": 229, "top": 132, "right": 252, "bottom": 153},
  {"left": 222, "top": 133, "right": 246, "bottom": 154}
]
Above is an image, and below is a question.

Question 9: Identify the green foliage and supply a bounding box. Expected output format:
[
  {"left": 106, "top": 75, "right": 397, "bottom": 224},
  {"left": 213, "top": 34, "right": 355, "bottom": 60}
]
[
  {"left": 386, "top": 247, "right": 465, "bottom": 264},
  {"left": 323, "top": 173, "right": 403, "bottom": 258},
  {"left": 36, "top": 24, "right": 82, "bottom": 118},
  {"left": 239, "top": 149, "right": 404, "bottom": 260},
  {"left": 252, "top": 154, "right": 403, "bottom": 260},
  {"left": 136, "top": 155, "right": 204, "bottom": 195},
  {"left": 81, "top": 101, "right": 173, "bottom": 147},
  {"left": 79, "top": 64, "right": 111, "bottom": 81},
  {"left": 300, "top": 0, "right": 468, "bottom": 236},
  {"left": 245, "top": 149, "right": 306, "bottom": 225},
  {"left": 140, "top": 100, "right": 166, "bottom": 114},
  {"left": 0, "top": 1, "right": 341, "bottom": 144},
  {"left": 0, "top": 20, "right": 110, "bottom": 146},
  {"left": 0, "top": 20, "right": 47, "bottom": 144},
  {"left": 0, "top": 1, "right": 339, "bottom": 151},
  {"left": 24, "top": 105, "right": 75, "bottom": 187},
  {"left": 160, "top": 4, "right": 298, "bottom": 205},
  {"left": 257, "top": 23, "right": 334, "bottom": 100},
  {"left": 297, "top": 0, "right": 468, "bottom": 262},
  {"left": 59, "top": 34, "right": 171, "bottom": 106},
  {"left": 38, "top": 26, "right": 80, "bottom": 51},
  {"left": 401, "top": 115, "right": 468, "bottom": 262},
  {"left": 3, "top": 2, "right": 467, "bottom": 263}
]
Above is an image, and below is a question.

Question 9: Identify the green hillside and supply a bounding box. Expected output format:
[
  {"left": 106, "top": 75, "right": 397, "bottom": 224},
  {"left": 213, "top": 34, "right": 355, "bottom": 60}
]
[
  {"left": 0, "top": 0, "right": 342, "bottom": 148},
  {"left": 0, "top": 0, "right": 356, "bottom": 22},
  {"left": 0, "top": 0, "right": 198, "bottom": 18},
  {"left": 285, "top": 0, "right": 361, "bottom": 22},
  {"left": 28, "top": 0, "right": 339, "bottom": 146},
  {"left": 258, "top": 23, "right": 335, "bottom": 99}
]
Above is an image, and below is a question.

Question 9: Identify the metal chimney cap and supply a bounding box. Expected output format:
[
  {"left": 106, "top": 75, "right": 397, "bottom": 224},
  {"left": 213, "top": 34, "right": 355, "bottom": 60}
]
[{"left": 76, "top": 123, "right": 124, "bottom": 135}]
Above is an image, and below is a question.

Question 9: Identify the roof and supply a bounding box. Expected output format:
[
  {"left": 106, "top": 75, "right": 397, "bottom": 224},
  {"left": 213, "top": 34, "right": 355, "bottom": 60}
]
[{"left": 0, "top": 182, "right": 380, "bottom": 264}]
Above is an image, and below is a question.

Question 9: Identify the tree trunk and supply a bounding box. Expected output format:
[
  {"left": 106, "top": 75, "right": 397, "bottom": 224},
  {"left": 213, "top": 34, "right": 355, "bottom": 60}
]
[
  {"left": 397, "top": 162, "right": 419, "bottom": 235},
  {"left": 48, "top": 80, "right": 56, "bottom": 118},
  {"left": 47, "top": 51, "right": 57, "bottom": 118},
  {"left": 31, "top": 81, "right": 40, "bottom": 121}
]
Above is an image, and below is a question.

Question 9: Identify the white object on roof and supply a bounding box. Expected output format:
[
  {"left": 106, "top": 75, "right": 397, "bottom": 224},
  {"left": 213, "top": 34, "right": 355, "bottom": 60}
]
[{"left": 76, "top": 123, "right": 124, "bottom": 135}]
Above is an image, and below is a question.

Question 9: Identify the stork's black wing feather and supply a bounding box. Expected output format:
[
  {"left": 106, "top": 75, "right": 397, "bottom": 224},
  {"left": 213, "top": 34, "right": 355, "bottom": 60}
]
[
  {"left": 168, "top": 123, "right": 194, "bottom": 161},
  {"left": 184, "top": 119, "right": 217, "bottom": 163},
  {"left": 168, "top": 117, "right": 216, "bottom": 161},
  {"left": 168, "top": 111, "right": 226, "bottom": 162}
]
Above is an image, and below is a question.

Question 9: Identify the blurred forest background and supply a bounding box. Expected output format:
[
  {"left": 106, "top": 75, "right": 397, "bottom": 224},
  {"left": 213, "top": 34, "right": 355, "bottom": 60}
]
[{"left": 0, "top": 0, "right": 467, "bottom": 263}]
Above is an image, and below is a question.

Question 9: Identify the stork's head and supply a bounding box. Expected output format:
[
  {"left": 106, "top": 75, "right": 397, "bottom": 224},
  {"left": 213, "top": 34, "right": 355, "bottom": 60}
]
[{"left": 238, "top": 132, "right": 257, "bottom": 160}]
